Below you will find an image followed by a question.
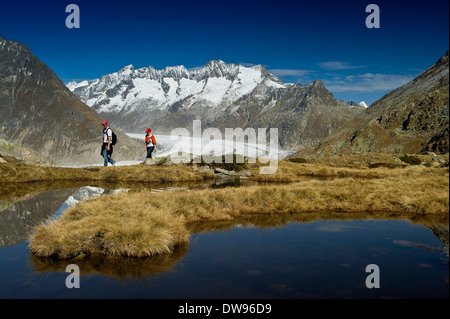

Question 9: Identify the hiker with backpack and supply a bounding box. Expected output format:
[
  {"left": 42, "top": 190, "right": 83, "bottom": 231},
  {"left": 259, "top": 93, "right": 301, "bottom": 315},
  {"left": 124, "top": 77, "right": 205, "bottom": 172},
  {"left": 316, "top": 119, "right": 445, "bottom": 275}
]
[
  {"left": 145, "top": 128, "right": 157, "bottom": 159},
  {"left": 101, "top": 121, "right": 116, "bottom": 166}
]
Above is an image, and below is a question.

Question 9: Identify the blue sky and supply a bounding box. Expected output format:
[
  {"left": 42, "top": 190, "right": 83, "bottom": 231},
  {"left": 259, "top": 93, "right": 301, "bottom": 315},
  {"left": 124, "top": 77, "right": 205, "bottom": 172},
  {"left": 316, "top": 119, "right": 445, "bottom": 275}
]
[{"left": 0, "top": 0, "right": 448, "bottom": 105}]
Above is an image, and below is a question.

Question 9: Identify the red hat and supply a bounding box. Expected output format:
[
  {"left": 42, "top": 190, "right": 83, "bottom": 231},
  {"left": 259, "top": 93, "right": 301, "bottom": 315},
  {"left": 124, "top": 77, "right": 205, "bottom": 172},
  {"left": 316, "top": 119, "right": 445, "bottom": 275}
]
[
  {"left": 146, "top": 128, "right": 151, "bottom": 133},
  {"left": 102, "top": 121, "right": 108, "bottom": 125}
]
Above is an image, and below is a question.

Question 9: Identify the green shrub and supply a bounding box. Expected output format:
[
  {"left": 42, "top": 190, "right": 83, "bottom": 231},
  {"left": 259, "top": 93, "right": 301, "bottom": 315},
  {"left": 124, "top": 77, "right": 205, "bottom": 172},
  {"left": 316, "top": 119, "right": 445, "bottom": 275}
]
[
  {"left": 289, "top": 158, "right": 307, "bottom": 164},
  {"left": 369, "top": 163, "right": 405, "bottom": 169},
  {"left": 201, "top": 154, "right": 248, "bottom": 172},
  {"left": 400, "top": 155, "right": 422, "bottom": 165}
]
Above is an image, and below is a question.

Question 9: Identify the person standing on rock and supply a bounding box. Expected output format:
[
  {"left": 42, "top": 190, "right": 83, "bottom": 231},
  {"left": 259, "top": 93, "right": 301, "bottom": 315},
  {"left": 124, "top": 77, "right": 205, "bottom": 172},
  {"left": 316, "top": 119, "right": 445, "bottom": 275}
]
[
  {"left": 145, "top": 128, "right": 157, "bottom": 159},
  {"left": 101, "top": 121, "right": 116, "bottom": 166}
]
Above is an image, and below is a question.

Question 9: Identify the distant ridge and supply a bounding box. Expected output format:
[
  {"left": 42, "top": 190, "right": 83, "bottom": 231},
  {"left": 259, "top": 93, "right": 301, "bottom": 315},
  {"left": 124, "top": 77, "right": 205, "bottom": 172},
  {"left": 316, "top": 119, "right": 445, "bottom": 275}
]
[{"left": 295, "top": 51, "right": 449, "bottom": 157}]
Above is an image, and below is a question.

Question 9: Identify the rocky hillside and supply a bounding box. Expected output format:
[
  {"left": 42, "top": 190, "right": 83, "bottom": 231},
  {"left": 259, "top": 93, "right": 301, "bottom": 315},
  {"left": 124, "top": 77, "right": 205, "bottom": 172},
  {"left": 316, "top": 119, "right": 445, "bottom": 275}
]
[
  {"left": 0, "top": 35, "right": 142, "bottom": 166},
  {"left": 68, "top": 60, "right": 364, "bottom": 149},
  {"left": 295, "top": 51, "right": 449, "bottom": 157},
  {"left": 0, "top": 138, "right": 52, "bottom": 166}
]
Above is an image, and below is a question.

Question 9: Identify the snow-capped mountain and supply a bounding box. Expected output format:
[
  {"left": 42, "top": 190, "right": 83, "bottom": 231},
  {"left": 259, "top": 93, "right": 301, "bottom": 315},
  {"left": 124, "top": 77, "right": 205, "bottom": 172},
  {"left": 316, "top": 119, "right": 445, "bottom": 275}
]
[
  {"left": 67, "top": 60, "right": 363, "bottom": 149},
  {"left": 359, "top": 101, "right": 369, "bottom": 108},
  {"left": 67, "top": 60, "right": 285, "bottom": 113}
]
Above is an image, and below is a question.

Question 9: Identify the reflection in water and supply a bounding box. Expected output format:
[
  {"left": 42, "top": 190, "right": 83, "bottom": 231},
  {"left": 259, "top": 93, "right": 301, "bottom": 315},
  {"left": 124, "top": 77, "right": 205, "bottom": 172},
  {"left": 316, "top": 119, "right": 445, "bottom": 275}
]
[
  {"left": 30, "top": 243, "right": 189, "bottom": 280},
  {"left": 426, "top": 223, "right": 449, "bottom": 248},
  {"left": 28, "top": 213, "right": 449, "bottom": 280},
  {"left": 424, "top": 223, "right": 449, "bottom": 264},
  {"left": 0, "top": 188, "right": 75, "bottom": 248},
  {"left": 188, "top": 211, "right": 448, "bottom": 246}
]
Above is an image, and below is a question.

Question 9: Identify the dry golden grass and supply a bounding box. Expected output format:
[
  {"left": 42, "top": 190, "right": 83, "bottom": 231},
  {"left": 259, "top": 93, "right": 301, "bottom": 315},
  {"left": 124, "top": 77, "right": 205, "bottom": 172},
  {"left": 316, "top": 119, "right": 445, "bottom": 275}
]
[
  {"left": 0, "top": 162, "right": 214, "bottom": 183},
  {"left": 29, "top": 196, "right": 190, "bottom": 259},
  {"left": 28, "top": 162, "right": 449, "bottom": 260},
  {"left": 249, "top": 160, "right": 385, "bottom": 182}
]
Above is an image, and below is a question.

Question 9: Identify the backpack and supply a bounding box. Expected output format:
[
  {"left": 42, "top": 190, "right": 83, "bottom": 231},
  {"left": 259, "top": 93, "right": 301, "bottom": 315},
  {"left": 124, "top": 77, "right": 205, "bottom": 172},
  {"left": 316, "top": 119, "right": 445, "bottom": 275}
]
[
  {"left": 145, "top": 133, "right": 155, "bottom": 145},
  {"left": 110, "top": 129, "right": 117, "bottom": 145}
]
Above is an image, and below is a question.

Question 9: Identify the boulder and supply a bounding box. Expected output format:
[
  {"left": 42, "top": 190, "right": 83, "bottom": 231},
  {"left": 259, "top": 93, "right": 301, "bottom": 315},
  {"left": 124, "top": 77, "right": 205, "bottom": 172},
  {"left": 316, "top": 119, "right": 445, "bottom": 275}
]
[
  {"left": 214, "top": 168, "right": 236, "bottom": 176},
  {"left": 199, "top": 166, "right": 213, "bottom": 173},
  {"left": 237, "top": 171, "right": 251, "bottom": 178},
  {"left": 144, "top": 157, "right": 164, "bottom": 166}
]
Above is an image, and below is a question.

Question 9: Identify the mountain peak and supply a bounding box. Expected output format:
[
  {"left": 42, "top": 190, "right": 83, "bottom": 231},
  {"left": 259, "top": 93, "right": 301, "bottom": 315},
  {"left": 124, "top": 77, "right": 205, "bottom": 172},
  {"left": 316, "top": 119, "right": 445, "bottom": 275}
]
[
  {"left": 0, "top": 36, "right": 62, "bottom": 85},
  {"left": 194, "top": 60, "right": 239, "bottom": 80},
  {"left": 437, "top": 50, "right": 449, "bottom": 65},
  {"left": 312, "top": 79, "right": 325, "bottom": 87},
  {"left": 162, "top": 64, "right": 189, "bottom": 76},
  {"left": 359, "top": 101, "right": 369, "bottom": 108},
  {"left": 306, "top": 49, "right": 450, "bottom": 156},
  {"left": 206, "top": 59, "right": 227, "bottom": 66},
  {"left": 119, "top": 64, "right": 134, "bottom": 73},
  {"left": 307, "top": 79, "right": 327, "bottom": 93},
  {"left": 0, "top": 36, "right": 142, "bottom": 166}
]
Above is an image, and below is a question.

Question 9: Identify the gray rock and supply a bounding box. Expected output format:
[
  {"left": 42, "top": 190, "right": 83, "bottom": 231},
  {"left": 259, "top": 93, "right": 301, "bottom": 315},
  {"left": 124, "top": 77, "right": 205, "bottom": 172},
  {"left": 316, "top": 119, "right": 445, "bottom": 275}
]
[
  {"left": 238, "top": 171, "right": 251, "bottom": 177},
  {"left": 144, "top": 157, "right": 164, "bottom": 166},
  {"left": 214, "top": 168, "right": 236, "bottom": 176},
  {"left": 199, "top": 165, "right": 212, "bottom": 173},
  {"left": 167, "top": 152, "right": 191, "bottom": 164}
]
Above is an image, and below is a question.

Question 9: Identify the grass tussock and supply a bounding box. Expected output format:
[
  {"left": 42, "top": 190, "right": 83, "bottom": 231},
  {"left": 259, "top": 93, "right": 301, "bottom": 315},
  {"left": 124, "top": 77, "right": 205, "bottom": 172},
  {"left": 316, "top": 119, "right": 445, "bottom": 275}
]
[
  {"left": 29, "top": 197, "right": 189, "bottom": 259},
  {"left": 28, "top": 163, "right": 449, "bottom": 260}
]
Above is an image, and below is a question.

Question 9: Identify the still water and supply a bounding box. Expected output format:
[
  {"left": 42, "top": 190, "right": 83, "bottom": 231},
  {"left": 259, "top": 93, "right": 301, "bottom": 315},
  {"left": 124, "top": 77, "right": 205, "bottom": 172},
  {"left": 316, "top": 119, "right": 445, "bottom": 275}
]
[{"left": 0, "top": 181, "right": 448, "bottom": 299}]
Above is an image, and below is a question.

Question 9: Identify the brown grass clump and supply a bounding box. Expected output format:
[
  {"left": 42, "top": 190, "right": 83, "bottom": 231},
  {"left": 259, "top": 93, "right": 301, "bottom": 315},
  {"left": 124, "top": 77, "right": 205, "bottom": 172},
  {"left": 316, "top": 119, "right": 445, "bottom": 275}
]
[{"left": 29, "top": 193, "right": 189, "bottom": 259}]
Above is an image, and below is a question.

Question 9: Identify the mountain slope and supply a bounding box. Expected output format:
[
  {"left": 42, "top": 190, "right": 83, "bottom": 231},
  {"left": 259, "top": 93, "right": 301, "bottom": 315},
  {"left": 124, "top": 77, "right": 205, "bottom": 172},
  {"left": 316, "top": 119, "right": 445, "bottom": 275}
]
[
  {"left": 68, "top": 60, "right": 364, "bottom": 149},
  {"left": 296, "top": 51, "right": 449, "bottom": 157},
  {"left": 0, "top": 35, "right": 141, "bottom": 165}
]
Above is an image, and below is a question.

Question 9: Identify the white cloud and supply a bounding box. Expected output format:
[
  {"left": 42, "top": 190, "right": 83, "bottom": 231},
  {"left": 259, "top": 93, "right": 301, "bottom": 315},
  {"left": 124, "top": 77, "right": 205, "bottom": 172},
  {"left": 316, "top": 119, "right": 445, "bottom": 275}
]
[
  {"left": 318, "top": 61, "right": 366, "bottom": 70},
  {"left": 268, "top": 69, "right": 311, "bottom": 77},
  {"left": 239, "top": 62, "right": 269, "bottom": 68},
  {"left": 323, "top": 73, "right": 415, "bottom": 93}
]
